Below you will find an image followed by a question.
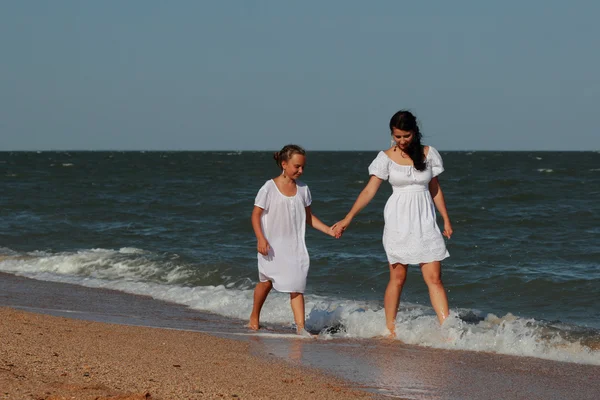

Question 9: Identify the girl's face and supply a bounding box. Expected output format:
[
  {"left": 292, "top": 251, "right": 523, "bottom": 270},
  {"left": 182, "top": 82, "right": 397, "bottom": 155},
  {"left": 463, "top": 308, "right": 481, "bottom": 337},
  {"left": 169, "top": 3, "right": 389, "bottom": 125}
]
[
  {"left": 391, "top": 128, "right": 414, "bottom": 150},
  {"left": 282, "top": 153, "right": 306, "bottom": 180}
]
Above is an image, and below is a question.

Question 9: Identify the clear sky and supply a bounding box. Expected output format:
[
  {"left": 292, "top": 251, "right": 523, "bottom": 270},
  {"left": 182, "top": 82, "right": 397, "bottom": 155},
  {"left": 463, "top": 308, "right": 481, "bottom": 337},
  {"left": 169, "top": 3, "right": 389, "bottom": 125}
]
[{"left": 1, "top": 1, "right": 599, "bottom": 151}]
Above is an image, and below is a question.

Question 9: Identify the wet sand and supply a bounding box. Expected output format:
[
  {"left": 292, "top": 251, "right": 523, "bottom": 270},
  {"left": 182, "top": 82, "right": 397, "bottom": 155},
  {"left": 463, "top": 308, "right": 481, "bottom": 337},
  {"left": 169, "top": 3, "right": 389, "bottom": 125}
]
[
  {"left": 255, "top": 336, "right": 600, "bottom": 399},
  {"left": 1, "top": 272, "right": 599, "bottom": 399}
]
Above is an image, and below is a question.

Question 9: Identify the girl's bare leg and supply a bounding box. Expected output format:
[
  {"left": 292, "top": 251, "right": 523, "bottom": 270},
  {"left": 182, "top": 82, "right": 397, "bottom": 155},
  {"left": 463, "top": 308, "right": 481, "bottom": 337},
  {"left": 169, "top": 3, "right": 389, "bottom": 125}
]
[
  {"left": 290, "top": 292, "right": 305, "bottom": 333},
  {"left": 420, "top": 261, "right": 449, "bottom": 324},
  {"left": 249, "top": 280, "right": 273, "bottom": 330},
  {"left": 384, "top": 263, "right": 408, "bottom": 336}
]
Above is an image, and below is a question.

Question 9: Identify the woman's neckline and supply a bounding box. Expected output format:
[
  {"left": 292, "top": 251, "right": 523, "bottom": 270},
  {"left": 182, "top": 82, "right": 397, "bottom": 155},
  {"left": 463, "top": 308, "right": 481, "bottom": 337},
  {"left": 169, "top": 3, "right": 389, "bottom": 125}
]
[{"left": 382, "top": 147, "right": 430, "bottom": 167}]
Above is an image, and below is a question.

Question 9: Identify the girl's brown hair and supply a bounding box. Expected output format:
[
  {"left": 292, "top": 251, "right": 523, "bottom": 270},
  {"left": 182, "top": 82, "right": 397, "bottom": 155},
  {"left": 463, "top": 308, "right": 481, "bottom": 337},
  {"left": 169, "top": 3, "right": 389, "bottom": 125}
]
[{"left": 273, "top": 144, "right": 306, "bottom": 169}]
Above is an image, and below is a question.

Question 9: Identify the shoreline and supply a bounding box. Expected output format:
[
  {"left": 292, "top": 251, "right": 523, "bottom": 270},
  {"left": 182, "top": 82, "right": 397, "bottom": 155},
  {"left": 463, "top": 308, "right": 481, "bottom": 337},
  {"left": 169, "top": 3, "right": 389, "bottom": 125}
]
[
  {"left": 0, "top": 272, "right": 375, "bottom": 399},
  {"left": 0, "top": 307, "right": 373, "bottom": 399},
  {"left": 2, "top": 272, "right": 600, "bottom": 399}
]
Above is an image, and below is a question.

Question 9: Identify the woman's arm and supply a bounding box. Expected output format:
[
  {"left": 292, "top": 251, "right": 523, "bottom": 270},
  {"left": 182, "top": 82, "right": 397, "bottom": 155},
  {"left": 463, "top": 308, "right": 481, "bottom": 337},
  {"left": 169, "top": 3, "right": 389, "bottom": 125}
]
[
  {"left": 251, "top": 206, "right": 270, "bottom": 255},
  {"left": 332, "top": 175, "right": 383, "bottom": 237},
  {"left": 305, "top": 206, "right": 335, "bottom": 237},
  {"left": 429, "top": 177, "right": 453, "bottom": 239}
]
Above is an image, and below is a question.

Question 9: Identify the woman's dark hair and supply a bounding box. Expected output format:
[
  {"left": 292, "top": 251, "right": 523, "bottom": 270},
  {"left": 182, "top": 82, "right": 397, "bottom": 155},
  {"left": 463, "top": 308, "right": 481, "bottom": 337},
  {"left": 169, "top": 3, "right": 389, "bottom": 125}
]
[
  {"left": 389, "top": 110, "right": 425, "bottom": 171},
  {"left": 273, "top": 144, "right": 306, "bottom": 169}
]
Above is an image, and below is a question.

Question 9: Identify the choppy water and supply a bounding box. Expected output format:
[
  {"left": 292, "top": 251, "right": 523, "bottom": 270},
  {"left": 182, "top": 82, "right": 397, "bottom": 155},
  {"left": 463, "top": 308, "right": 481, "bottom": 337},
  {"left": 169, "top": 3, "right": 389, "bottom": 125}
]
[{"left": 1, "top": 151, "right": 599, "bottom": 365}]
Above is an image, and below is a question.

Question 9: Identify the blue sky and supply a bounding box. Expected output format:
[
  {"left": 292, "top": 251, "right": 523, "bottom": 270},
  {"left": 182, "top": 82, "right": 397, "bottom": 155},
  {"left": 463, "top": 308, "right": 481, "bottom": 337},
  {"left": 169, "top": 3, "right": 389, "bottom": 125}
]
[{"left": 1, "top": 1, "right": 599, "bottom": 151}]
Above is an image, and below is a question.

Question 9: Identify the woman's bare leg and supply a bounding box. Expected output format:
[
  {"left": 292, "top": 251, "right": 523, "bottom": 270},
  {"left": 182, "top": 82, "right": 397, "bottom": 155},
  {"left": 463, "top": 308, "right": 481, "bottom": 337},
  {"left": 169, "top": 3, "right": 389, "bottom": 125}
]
[
  {"left": 384, "top": 263, "right": 408, "bottom": 336},
  {"left": 420, "top": 261, "right": 449, "bottom": 324},
  {"left": 290, "top": 292, "right": 306, "bottom": 333},
  {"left": 249, "top": 280, "right": 273, "bottom": 330}
]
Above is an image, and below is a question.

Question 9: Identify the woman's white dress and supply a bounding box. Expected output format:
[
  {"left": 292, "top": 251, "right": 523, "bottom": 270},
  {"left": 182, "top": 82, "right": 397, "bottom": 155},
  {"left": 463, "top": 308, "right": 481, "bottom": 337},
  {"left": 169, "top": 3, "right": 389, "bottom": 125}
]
[
  {"left": 368, "top": 147, "right": 449, "bottom": 265},
  {"left": 254, "top": 179, "right": 311, "bottom": 293}
]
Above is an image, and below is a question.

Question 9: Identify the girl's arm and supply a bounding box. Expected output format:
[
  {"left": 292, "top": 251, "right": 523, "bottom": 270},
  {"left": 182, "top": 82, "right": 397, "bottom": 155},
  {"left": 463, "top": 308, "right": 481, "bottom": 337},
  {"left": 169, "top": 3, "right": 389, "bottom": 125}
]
[
  {"left": 332, "top": 175, "right": 383, "bottom": 237},
  {"left": 251, "top": 206, "right": 270, "bottom": 255},
  {"left": 305, "top": 206, "right": 335, "bottom": 237},
  {"left": 429, "top": 177, "right": 453, "bottom": 239}
]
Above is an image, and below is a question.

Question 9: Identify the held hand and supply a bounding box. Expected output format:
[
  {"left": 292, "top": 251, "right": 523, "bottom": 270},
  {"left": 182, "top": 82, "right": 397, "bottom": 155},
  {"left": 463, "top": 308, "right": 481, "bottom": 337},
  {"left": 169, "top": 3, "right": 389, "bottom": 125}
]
[
  {"left": 257, "top": 238, "right": 271, "bottom": 256},
  {"left": 331, "top": 218, "right": 351, "bottom": 239},
  {"left": 442, "top": 221, "right": 453, "bottom": 239},
  {"left": 325, "top": 226, "right": 336, "bottom": 238}
]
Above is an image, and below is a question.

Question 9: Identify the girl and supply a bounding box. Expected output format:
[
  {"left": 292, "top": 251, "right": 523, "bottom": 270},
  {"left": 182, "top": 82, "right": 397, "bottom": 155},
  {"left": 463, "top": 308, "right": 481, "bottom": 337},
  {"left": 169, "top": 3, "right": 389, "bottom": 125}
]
[
  {"left": 249, "top": 144, "right": 334, "bottom": 334},
  {"left": 333, "top": 110, "right": 453, "bottom": 337}
]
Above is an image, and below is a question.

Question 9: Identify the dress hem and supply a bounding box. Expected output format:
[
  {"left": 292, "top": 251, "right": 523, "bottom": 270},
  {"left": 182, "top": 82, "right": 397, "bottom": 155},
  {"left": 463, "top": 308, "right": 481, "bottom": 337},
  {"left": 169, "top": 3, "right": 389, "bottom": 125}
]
[
  {"left": 386, "top": 253, "right": 450, "bottom": 265},
  {"left": 259, "top": 278, "right": 306, "bottom": 294}
]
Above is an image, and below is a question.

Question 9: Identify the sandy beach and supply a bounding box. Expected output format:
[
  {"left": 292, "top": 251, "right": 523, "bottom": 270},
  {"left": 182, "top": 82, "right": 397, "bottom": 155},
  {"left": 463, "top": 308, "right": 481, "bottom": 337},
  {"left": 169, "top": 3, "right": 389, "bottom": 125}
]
[
  {"left": 0, "top": 307, "right": 372, "bottom": 400},
  {"left": 2, "top": 272, "right": 600, "bottom": 400}
]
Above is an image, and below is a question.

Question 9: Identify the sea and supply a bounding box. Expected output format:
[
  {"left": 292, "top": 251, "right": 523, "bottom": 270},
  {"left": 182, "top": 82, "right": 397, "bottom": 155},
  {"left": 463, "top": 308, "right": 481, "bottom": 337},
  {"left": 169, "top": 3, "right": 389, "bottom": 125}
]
[{"left": 1, "top": 150, "right": 599, "bottom": 367}]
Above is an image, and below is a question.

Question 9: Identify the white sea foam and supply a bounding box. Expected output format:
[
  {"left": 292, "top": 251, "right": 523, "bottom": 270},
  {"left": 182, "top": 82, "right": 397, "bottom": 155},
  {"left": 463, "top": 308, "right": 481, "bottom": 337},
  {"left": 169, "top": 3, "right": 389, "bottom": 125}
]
[
  {"left": 0, "top": 249, "right": 599, "bottom": 365},
  {"left": 537, "top": 168, "right": 553, "bottom": 173}
]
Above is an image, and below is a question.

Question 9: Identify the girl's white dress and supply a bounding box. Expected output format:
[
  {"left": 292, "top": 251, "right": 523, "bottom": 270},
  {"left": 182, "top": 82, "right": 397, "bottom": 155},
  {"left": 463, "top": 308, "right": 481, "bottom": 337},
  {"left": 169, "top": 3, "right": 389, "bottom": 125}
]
[
  {"left": 368, "top": 146, "right": 449, "bottom": 265},
  {"left": 254, "top": 179, "right": 311, "bottom": 293}
]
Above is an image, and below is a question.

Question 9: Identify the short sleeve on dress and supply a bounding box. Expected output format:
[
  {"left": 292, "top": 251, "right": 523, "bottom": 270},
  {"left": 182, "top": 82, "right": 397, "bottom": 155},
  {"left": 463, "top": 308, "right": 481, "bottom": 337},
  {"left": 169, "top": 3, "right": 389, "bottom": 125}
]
[
  {"left": 427, "top": 146, "right": 444, "bottom": 177},
  {"left": 368, "top": 151, "right": 390, "bottom": 180},
  {"left": 304, "top": 185, "right": 312, "bottom": 207},
  {"left": 254, "top": 182, "right": 271, "bottom": 210}
]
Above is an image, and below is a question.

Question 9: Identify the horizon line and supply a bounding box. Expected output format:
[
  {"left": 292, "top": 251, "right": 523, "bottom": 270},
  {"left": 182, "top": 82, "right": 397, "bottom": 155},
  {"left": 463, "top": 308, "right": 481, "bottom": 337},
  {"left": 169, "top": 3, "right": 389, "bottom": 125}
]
[{"left": 0, "top": 149, "right": 598, "bottom": 153}]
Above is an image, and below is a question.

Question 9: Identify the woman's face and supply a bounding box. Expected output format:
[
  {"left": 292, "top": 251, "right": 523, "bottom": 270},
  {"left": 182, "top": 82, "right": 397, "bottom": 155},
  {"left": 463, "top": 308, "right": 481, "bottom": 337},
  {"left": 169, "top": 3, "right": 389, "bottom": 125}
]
[{"left": 391, "top": 128, "right": 414, "bottom": 150}]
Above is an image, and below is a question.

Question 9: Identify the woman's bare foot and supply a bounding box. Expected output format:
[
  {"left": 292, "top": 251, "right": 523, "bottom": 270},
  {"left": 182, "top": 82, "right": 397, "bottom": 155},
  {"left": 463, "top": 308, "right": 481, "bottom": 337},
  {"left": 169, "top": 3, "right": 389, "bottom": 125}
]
[
  {"left": 386, "top": 324, "right": 396, "bottom": 338},
  {"left": 296, "top": 327, "right": 317, "bottom": 338}
]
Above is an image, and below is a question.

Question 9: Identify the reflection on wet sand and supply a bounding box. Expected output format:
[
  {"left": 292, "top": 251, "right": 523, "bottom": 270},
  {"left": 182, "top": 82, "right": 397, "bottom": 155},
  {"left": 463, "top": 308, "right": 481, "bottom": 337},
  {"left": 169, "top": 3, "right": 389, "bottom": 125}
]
[
  {"left": 287, "top": 338, "right": 305, "bottom": 362},
  {"left": 247, "top": 335, "right": 600, "bottom": 400},
  {"left": 369, "top": 341, "right": 445, "bottom": 399}
]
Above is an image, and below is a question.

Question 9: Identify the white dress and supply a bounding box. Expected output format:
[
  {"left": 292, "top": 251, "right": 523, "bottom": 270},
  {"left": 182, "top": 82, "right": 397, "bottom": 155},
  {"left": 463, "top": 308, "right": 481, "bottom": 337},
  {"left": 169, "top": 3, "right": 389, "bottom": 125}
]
[
  {"left": 254, "top": 179, "right": 312, "bottom": 293},
  {"left": 368, "top": 146, "right": 449, "bottom": 265}
]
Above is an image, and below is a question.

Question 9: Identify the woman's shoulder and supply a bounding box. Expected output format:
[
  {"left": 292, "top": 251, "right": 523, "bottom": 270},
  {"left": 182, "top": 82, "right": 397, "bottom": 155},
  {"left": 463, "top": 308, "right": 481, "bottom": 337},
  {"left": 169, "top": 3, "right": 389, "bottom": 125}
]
[
  {"left": 369, "top": 151, "right": 392, "bottom": 168},
  {"left": 368, "top": 151, "right": 391, "bottom": 178},
  {"left": 424, "top": 145, "right": 441, "bottom": 158},
  {"left": 376, "top": 150, "right": 392, "bottom": 160},
  {"left": 424, "top": 146, "right": 444, "bottom": 173}
]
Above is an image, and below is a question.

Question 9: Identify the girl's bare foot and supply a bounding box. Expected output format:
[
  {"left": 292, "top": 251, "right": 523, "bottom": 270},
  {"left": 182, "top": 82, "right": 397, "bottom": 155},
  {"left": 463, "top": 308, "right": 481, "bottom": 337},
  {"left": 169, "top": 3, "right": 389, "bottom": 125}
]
[{"left": 248, "top": 315, "right": 260, "bottom": 330}]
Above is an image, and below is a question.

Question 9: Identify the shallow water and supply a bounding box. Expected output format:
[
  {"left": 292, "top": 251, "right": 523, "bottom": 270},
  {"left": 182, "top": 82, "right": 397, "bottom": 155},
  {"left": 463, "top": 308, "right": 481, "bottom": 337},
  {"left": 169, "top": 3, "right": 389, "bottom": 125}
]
[
  {"left": 1, "top": 151, "right": 599, "bottom": 365},
  {"left": 2, "top": 273, "right": 599, "bottom": 400}
]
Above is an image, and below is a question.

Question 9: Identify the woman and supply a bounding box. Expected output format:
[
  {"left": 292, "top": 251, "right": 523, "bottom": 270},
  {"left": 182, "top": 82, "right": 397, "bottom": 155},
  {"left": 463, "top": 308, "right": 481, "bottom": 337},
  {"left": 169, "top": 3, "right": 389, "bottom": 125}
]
[{"left": 333, "top": 110, "right": 453, "bottom": 336}]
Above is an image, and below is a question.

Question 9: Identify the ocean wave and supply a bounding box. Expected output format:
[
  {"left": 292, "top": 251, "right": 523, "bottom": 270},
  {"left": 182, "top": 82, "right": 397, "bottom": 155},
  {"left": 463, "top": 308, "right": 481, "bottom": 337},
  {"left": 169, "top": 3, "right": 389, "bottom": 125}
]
[
  {"left": 0, "top": 248, "right": 193, "bottom": 284},
  {"left": 0, "top": 249, "right": 599, "bottom": 366}
]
